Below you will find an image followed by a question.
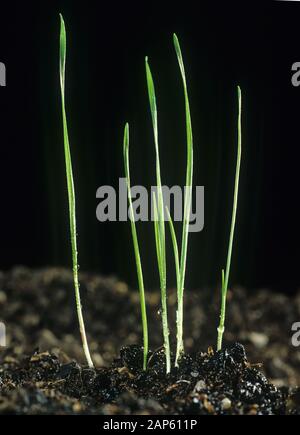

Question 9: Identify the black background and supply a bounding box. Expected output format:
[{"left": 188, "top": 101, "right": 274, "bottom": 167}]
[{"left": 0, "top": 1, "right": 299, "bottom": 293}]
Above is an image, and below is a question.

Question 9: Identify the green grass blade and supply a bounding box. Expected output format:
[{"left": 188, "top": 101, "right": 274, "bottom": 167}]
[
  {"left": 152, "top": 194, "right": 170, "bottom": 373},
  {"left": 59, "top": 14, "right": 94, "bottom": 368},
  {"left": 145, "top": 58, "right": 165, "bottom": 257},
  {"left": 173, "top": 34, "right": 194, "bottom": 365},
  {"left": 217, "top": 86, "right": 242, "bottom": 351},
  {"left": 145, "top": 57, "right": 158, "bottom": 146},
  {"left": 145, "top": 57, "right": 170, "bottom": 373},
  {"left": 123, "top": 123, "right": 149, "bottom": 370},
  {"left": 165, "top": 207, "right": 180, "bottom": 293},
  {"left": 152, "top": 193, "right": 162, "bottom": 278}
]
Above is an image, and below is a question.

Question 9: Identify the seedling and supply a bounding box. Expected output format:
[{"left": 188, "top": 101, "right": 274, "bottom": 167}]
[
  {"left": 145, "top": 58, "right": 171, "bottom": 373},
  {"left": 123, "top": 123, "right": 149, "bottom": 370},
  {"left": 144, "top": 36, "right": 194, "bottom": 370},
  {"left": 124, "top": 35, "right": 194, "bottom": 372},
  {"left": 172, "top": 34, "right": 194, "bottom": 366},
  {"left": 217, "top": 86, "right": 242, "bottom": 351},
  {"left": 59, "top": 14, "right": 94, "bottom": 368}
]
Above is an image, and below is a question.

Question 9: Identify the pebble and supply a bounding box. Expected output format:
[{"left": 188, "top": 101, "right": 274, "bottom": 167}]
[
  {"left": 221, "top": 397, "right": 232, "bottom": 410},
  {"left": 248, "top": 332, "right": 269, "bottom": 349},
  {"left": 193, "top": 380, "right": 206, "bottom": 392}
]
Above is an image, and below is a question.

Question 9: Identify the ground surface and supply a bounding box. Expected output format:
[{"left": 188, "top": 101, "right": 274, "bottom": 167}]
[{"left": 0, "top": 266, "right": 299, "bottom": 414}]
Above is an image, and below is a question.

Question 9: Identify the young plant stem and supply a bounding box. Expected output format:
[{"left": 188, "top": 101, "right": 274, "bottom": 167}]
[
  {"left": 59, "top": 14, "right": 94, "bottom": 368},
  {"left": 217, "top": 86, "right": 242, "bottom": 351},
  {"left": 123, "top": 123, "right": 149, "bottom": 370},
  {"left": 166, "top": 207, "right": 180, "bottom": 295},
  {"left": 173, "top": 34, "right": 194, "bottom": 366},
  {"left": 145, "top": 57, "right": 171, "bottom": 374}
]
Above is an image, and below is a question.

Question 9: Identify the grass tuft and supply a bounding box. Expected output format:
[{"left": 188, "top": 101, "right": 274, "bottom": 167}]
[
  {"left": 217, "top": 85, "right": 242, "bottom": 351},
  {"left": 59, "top": 14, "right": 94, "bottom": 368},
  {"left": 123, "top": 123, "right": 149, "bottom": 370},
  {"left": 57, "top": 15, "right": 243, "bottom": 372}
]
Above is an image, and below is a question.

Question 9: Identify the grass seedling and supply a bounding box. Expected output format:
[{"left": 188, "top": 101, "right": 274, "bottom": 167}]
[
  {"left": 145, "top": 57, "right": 171, "bottom": 373},
  {"left": 59, "top": 14, "right": 94, "bottom": 368},
  {"left": 123, "top": 123, "right": 149, "bottom": 370},
  {"left": 171, "top": 35, "right": 194, "bottom": 367},
  {"left": 217, "top": 86, "right": 242, "bottom": 351},
  {"left": 144, "top": 36, "right": 193, "bottom": 370}
]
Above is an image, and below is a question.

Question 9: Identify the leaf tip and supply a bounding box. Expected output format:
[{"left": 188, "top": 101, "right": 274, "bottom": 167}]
[
  {"left": 59, "top": 13, "right": 65, "bottom": 28},
  {"left": 173, "top": 33, "right": 180, "bottom": 51}
]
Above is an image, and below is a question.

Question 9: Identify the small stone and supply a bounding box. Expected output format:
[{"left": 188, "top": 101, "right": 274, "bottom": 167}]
[
  {"left": 115, "top": 281, "right": 128, "bottom": 295},
  {"left": 73, "top": 402, "right": 84, "bottom": 412},
  {"left": 38, "top": 329, "right": 59, "bottom": 349},
  {"left": 191, "top": 371, "right": 199, "bottom": 378},
  {"left": 221, "top": 397, "right": 232, "bottom": 410},
  {"left": 193, "top": 380, "right": 206, "bottom": 392},
  {"left": 248, "top": 332, "right": 269, "bottom": 349}
]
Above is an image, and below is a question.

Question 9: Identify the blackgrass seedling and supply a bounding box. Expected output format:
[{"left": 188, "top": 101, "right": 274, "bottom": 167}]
[
  {"left": 123, "top": 124, "right": 149, "bottom": 370},
  {"left": 217, "top": 86, "right": 242, "bottom": 351},
  {"left": 143, "top": 35, "right": 194, "bottom": 370},
  {"left": 145, "top": 57, "right": 171, "bottom": 373},
  {"left": 172, "top": 34, "right": 194, "bottom": 366},
  {"left": 59, "top": 14, "right": 94, "bottom": 368}
]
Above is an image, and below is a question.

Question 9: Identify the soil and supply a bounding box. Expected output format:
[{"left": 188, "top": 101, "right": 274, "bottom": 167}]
[{"left": 0, "top": 266, "right": 299, "bottom": 415}]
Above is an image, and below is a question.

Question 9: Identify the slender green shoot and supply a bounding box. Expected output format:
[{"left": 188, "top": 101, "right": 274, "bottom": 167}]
[
  {"left": 145, "top": 57, "right": 171, "bottom": 373},
  {"left": 165, "top": 207, "right": 180, "bottom": 294},
  {"left": 59, "top": 14, "right": 94, "bottom": 368},
  {"left": 152, "top": 195, "right": 170, "bottom": 374},
  {"left": 173, "top": 34, "right": 194, "bottom": 366},
  {"left": 217, "top": 85, "right": 242, "bottom": 351},
  {"left": 152, "top": 194, "right": 162, "bottom": 277},
  {"left": 123, "top": 123, "right": 149, "bottom": 370}
]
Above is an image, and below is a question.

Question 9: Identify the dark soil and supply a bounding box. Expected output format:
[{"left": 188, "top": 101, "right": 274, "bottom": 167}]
[{"left": 0, "top": 266, "right": 299, "bottom": 415}]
